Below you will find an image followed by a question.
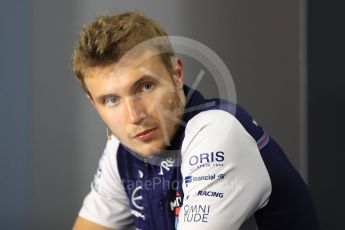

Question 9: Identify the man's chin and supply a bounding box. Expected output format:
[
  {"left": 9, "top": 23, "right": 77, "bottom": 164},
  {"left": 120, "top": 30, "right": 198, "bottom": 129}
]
[
  {"left": 137, "top": 146, "right": 167, "bottom": 157},
  {"left": 125, "top": 143, "right": 167, "bottom": 158}
]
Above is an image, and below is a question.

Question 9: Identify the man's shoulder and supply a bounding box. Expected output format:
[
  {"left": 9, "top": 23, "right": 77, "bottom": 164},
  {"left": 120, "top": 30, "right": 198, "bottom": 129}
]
[
  {"left": 185, "top": 109, "right": 236, "bottom": 131},
  {"left": 186, "top": 99, "right": 249, "bottom": 128},
  {"left": 184, "top": 99, "right": 265, "bottom": 144},
  {"left": 103, "top": 135, "right": 121, "bottom": 158},
  {"left": 99, "top": 136, "right": 122, "bottom": 171}
]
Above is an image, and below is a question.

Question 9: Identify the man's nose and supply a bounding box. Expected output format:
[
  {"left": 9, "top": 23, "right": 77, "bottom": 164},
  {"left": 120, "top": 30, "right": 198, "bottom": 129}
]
[{"left": 123, "top": 97, "right": 147, "bottom": 125}]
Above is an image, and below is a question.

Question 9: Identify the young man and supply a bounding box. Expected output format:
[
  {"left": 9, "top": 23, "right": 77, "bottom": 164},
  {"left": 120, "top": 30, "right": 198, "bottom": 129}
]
[{"left": 72, "top": 12, "right": 318, "bottom": 230}]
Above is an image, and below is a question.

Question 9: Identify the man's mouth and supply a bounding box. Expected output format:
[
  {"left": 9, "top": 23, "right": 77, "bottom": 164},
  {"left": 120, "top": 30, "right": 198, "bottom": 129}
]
[{"left": 133, "top": 127, "right": 157, "bottom": 141}]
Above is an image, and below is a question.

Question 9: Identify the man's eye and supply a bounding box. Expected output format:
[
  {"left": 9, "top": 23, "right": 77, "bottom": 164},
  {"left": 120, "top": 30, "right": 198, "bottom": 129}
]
[
  {"left": 140, "top": 83, "right": 154, "bottom": 93},
  {"left": 104, "top": 96, "right": 120, "bottom": 106}
]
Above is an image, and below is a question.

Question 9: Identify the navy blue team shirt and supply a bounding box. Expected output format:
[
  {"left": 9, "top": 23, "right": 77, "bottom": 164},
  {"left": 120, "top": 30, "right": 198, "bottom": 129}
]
[{"left": 79, "top": 85, "right": 319, "bottom": 230}]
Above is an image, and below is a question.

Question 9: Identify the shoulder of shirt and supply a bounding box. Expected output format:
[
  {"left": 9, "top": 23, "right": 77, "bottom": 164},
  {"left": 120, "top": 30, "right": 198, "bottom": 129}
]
[
  {"left": 185, "top": 109, "right": 242, "bottom": 134},
  {"left": 181, "top": 109, "right": 259, "bottom": 156},
  {"left": 100, "top": 135, "right": 121, "bottom": 172},
  {"left": 106, "top": 135, "right": 121, "bottom": 152}
]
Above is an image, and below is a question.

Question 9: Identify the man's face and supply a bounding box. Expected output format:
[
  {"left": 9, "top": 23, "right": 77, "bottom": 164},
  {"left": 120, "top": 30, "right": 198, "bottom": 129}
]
[{"left": 84, "top": 52, "right": 185, "bottom": 157}]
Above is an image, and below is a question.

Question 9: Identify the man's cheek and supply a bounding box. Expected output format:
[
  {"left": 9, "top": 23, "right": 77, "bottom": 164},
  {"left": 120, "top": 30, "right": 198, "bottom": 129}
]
[
  {"left": 159, "top": 94, "right": 175, "bottom": 111},
  {"left": 146, "top": 93, "right": 161, "bottom": 114}
]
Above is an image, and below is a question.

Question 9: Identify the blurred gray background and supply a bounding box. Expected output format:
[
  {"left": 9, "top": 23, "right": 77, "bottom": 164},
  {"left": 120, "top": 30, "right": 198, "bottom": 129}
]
[{"left": 1, "top": 0, "right": 344, "bottom": 229}]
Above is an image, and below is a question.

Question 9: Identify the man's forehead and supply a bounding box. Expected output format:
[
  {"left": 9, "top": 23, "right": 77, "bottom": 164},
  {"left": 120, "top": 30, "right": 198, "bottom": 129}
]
[
  {"left": 85, "top": 52, "right": 163, "bottom": 79},
  {"left": 84, "top": 60, "right": 170, "bottom": 100}
]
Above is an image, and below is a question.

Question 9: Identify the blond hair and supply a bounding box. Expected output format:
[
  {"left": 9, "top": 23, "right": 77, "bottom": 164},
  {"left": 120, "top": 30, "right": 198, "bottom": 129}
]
[{"left": 72, "top": 11, "right": 175, "bottom": 93}]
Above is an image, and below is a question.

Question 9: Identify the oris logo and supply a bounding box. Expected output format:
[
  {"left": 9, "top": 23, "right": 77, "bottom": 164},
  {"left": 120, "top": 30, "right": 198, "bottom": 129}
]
[{"left": 189, "top": 151, "right": 224, "bottom": 166}]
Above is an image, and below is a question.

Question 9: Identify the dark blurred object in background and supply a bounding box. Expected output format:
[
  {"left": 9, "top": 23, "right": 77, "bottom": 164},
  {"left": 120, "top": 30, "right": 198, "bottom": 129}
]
[{"left": 308, "top": 0, "right": 345, "bottom": 229}]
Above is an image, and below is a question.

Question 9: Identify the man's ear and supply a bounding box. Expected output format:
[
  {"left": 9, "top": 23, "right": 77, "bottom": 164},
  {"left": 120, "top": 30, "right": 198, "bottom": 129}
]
[{"left": 172, "top": 57, "right": 184, "bottom": 89}]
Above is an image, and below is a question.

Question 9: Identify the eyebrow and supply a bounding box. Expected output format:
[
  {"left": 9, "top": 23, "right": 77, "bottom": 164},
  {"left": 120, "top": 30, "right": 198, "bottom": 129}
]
[
  {"left": 95, "top": 74, "right": 159, "bottom": 104},
  {"left": 131, "top": 74, "right": 158, "bottom": 90}
]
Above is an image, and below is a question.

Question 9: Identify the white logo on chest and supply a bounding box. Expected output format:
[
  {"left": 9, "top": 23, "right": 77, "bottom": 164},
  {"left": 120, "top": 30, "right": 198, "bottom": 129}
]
[
  {"left": 131, "top": 186, "right": 143, "bottom": 210},
  {"left": 158, "top": 157, "right": 175, "bottom": 175},
  {"left": 138, "top": 170, "right": 144, "bottom": 179}
]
